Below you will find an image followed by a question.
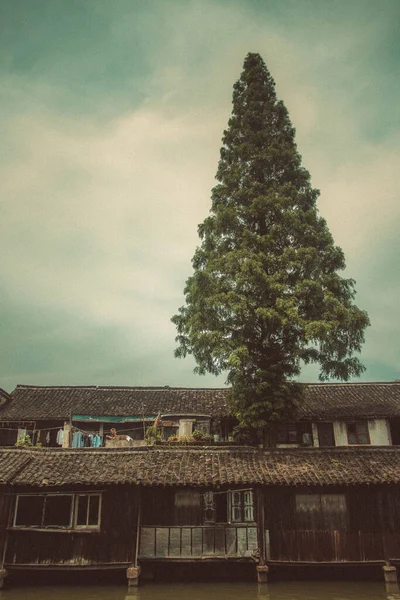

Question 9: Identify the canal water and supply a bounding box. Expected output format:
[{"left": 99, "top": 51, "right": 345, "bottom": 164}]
[{"left": 0, "top": 581, "right": 399, "bottom": 600}]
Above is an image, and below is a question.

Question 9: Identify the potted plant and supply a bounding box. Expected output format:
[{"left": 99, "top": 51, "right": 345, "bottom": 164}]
[{"left": 192, "top": 429, "right": 204, "bottom": 442}]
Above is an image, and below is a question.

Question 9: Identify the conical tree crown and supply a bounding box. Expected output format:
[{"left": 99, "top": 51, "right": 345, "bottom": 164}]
[{"left": 172, "top": 53, "right": 369, "bottom": 434}]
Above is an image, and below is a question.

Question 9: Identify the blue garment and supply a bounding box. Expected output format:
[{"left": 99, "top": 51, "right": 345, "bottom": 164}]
[
  {"left": 92, "top": 434, "right": 102, "bottom": 448},
  {"left": 72, "top": 430, "right": 83, "bottom": 448}
]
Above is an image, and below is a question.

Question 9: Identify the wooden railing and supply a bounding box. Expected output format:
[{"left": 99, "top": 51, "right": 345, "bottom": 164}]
[{"left": 139, "top": 525, "right": 258, "bottom": 559}]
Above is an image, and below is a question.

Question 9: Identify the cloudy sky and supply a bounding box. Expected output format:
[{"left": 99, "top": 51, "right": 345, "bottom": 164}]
[{"left": 1, "top": 0, "right": 399, "bottom": 392}]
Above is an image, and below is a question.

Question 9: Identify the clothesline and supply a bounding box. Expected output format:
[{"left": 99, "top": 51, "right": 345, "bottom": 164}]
[{"left": 0, "top": 424, "right": 143, "bottom": 434}]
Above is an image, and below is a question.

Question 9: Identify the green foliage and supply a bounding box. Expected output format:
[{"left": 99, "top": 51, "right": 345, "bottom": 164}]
[
  {"left": 192, "top": 429, "right": 212, "bottom": 441},
  {"left": 15, "top": 434, "right": 33, "bottom": 447},
  {"left": 178, "top": 434, "right": 194, "bottom": 444},
  {"left": 15, "top": 434, "right": 42, "bottom": 448},
  {"left": 144, "top": 425, "right": 161, "bottom": 444},
  {"left": 172, "top": 53, "right": 370, "bottom": 440}
]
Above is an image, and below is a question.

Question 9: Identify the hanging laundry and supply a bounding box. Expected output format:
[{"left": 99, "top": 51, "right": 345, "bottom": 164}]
[
  {"left": 72, "top": 430, "right": 83, "bottom": 448},
  {"left": 92, "top": 434, "right": 102, "bottom": 448},
  {"left": 56, "top": 429, "right": 64, "bottom": 446},
  {"left": 46, "top": 431, "right": 50, "bottom": 445}
]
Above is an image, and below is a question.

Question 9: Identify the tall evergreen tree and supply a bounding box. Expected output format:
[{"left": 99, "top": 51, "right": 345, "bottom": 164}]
[{"left": 172, "top": 53, "right": 369, "bottom": 439}]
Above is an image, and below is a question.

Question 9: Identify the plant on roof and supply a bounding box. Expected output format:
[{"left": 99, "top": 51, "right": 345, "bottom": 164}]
[
  {"left": 15, "top": 434, "right": 42, "bottom": 448},
  {"left": 192, "top": 429, "right": 212, "bottom": 442},
  {"left": 144, "top": 425, "right": 161, "bottom": 445},
  {"left": 172, "top": 52, "right": 370, "bottom": 443},
  {"left": 178, "top": 434, "right": 194, "bottom": 444}
]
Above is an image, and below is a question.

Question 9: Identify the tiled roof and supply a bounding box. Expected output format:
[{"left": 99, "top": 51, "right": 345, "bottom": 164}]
[
  {"left": 0, "top": 388, "right": 11, "bottom": 406},
  {"left": 0, "top": 451, "right": 32, "bottom": 485},
  {"left": 1, "top": 446, "right": 400, "bottom": 488},
  {"left": 297, "top": 382, "right": 400, "bottom": 420},
  {"left": 2, "top": 382, "right": 400, "bottom": 422},
  {"left": 1, "top": 386, "right": 230, "bottom": 420}
]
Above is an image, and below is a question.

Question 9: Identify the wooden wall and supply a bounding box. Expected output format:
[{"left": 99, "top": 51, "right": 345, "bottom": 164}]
[
  {"left": 0, "top": 490, "right": 12, "bottom": 567},
  {"left": 142, "top": 488, "right": 203, "bottom": 526},
  {"left": 263, "top": 486, "right": 400, "bottom": 563},
  {"left": 6, "top": 483, "right": 400, "bottom": 569},
  {"left": 4, "top": 486, "right": 139, "bottom": 568}
]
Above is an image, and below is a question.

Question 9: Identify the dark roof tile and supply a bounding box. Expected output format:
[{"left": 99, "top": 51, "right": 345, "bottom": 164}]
[
  {"left": 1, "top": 446, "right": 400, "bottom": 488},
  {"left": 2, "top": 382, "right": 400, "bottom": 422}
]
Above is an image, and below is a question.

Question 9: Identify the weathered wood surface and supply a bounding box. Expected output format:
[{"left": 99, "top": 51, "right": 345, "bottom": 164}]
[
  {"left": 139, "top": 526, "right": 258, "bottom": 559},
  {"left": 5, "top": 488, "right": 139, "bottom": 568},
  {"left": 0, "top": 493, "right": 11, "bottom": 567},
  {"left": 269, "top": 530, "right": 400, "bottom": 562}
]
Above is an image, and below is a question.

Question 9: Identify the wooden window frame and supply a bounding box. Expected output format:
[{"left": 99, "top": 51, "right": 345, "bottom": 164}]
[
  {"left": 276, "top": 423, "right": 299, "bottom": 444},
  {"left": 347, "top": 421, "right": 370, "bottom": 445},
  {"left": 13, "top": 492, "right": 102, "bottom": 531},
  {"left": 74, "top": 493, "right": 102, "bottom": 529},
  {"left": 203, "top": 489, "right": 254, "bottom": 524}
]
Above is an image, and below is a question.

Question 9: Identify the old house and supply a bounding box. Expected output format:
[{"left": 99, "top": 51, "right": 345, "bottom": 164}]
[
  {"left": 0, "top": 381, "right": 400, "bottom": 587},
  {"left": 0, "top": 382, "right": 399, "bottom": 449}
]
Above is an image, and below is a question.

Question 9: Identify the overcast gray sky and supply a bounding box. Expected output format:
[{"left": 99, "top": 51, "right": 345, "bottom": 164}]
[{"left": 1, "top": 0, "right": 399, "bottom": 392}]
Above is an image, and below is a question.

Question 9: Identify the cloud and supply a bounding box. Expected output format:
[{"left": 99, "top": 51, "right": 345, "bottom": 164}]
[{"left": 1, "top": 0, "right": 399, "bottom": 389}]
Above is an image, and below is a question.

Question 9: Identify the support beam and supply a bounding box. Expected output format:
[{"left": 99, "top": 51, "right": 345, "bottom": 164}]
[{"left": 256, "top": 565, "right": 268, "bottom": 584}]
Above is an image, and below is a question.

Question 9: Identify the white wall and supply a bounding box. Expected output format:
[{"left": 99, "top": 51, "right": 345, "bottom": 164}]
[
  {"left": 333, "top": 421, "right": 348, "bottom": 446},
  {"left": 333, "top": 418, "right": 391, "bottom": 446},
  {"left": 178, "top": 419, "right": 195, "bottom": 438},
  {"left": 369, "top": 418, "right": 392, "bottom": 445},
  {"left": 312, "top": 423, "right": 319, "bottom": 447}
]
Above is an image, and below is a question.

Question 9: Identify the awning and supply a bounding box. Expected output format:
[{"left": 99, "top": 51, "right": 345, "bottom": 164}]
[{"left": 72, "top": 415, "right": 155, "bottom": 423}]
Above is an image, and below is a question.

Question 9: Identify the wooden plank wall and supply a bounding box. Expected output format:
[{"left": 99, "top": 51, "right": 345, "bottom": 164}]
[
  {"left": 5, "top": 487, "right": 139, "bottom": 568},
  {"left": 263, "top": 486, "right": 400, "bottom": 563},
  {"left": 270, "top": 530, "right": 400, "bottom": 562},
  {"left": 0, "top": 491, "right": 12, "bottom": 567},
  {"left": 142, "top": 489, "right": 202, "bottom": 526}
]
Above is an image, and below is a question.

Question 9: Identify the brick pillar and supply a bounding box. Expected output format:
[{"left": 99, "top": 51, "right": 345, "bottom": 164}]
[
  {"left": 127, "top": 566, "right": 141, "bottom": 588},
  {"left": 256, "top": 565, "right": 269, "bottom": 584},
  {"left": 383, "top": 565, "right": 398, "bottom": 585}
]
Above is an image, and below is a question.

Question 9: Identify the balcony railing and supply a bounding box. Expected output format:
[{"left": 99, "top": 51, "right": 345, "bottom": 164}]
[{"left": 139, "top": 525, "right": 258, "bottom": 559}]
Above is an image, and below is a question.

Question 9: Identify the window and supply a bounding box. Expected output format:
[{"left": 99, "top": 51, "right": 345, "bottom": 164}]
[
  {"left": 203, "top": 491, "right": 215, "bottom": 523},
  {"left": 202, "top": 490, "right": 254, "bottom": 524},
  {"left": 295, "top": 493, "right": 347, "bottom": 530},
  {"left": 347, "top": 421, "right": 370, "bottom": 445},
  {"left": 230, "top": 490, "right": 254, "bottom": 523},
  {"left": 75, "top": 494, "right": 101, "bottom": 528},
  {"left": 276, "top": 423, "right": 313, "bottom": 445},
  {"left": 14, "top": 493, "right": 101, "bottom": 530},
  {"left": 277, "top": 423, "right": 298, "bottom": 444}
]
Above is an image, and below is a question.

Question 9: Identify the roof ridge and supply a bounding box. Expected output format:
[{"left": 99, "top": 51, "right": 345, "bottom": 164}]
[
  {"left": 13, "top": 381, "right": 400, "bottom": 392},
  {"left": 14, "top": 385, "right": 229, "bottom": 391},
  {"left": 305, "top": 382, "right": 400, "bottom": 386},
  {"left": 2, "top": 445, "right": 400, "bottom": 456}
]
